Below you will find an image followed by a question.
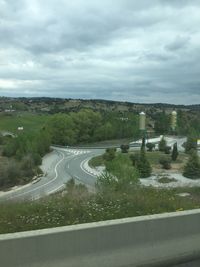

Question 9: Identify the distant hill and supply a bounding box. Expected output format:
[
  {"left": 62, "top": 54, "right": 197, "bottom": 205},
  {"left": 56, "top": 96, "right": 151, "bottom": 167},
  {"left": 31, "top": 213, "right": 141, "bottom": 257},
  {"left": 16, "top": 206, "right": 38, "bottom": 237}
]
[{"left": 0, "top": 97, "right": 199, "bottom": 114}]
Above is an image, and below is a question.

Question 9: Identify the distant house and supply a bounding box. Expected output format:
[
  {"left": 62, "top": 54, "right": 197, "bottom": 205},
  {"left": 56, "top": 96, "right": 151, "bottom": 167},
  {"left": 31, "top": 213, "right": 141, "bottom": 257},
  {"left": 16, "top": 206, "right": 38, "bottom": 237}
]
[{"left": 17, "top": 127, "right": 24, "bottom": 131}]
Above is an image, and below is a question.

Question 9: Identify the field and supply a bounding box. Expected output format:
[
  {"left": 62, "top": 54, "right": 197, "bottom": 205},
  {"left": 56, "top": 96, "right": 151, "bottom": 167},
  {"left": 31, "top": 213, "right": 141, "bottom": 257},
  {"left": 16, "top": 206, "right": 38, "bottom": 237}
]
[{"left": 0, "top": 113, "right": 50, "bottom": 134}]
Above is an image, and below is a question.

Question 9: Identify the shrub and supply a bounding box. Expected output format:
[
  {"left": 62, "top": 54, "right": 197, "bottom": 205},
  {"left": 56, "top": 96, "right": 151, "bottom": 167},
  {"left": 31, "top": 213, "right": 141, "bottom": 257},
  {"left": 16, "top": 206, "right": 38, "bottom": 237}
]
[
  {"left": 103, "top": 148, "right": 116, "bottom": 161},
  {"left": 120, "top": 144, "right": 130, "bottom": 153},
  {"left": 159, "top": 156, "right": 171, "bottom": 170},
  {"left": 146, "top": 142, "right": 155, "bottom": 152}
]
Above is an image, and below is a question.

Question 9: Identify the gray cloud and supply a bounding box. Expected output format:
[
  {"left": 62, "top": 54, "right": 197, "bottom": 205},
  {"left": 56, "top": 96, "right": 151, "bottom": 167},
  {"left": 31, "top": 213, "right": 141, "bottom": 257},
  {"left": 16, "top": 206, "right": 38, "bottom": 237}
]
[{"left": 0, "top": 0, "right": 200, "bottom": 104}]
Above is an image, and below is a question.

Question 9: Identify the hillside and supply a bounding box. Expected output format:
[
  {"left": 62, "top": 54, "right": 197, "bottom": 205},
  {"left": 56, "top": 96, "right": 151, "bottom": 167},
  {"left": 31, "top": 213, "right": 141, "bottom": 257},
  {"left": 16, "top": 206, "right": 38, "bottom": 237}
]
[{"left": 0, "top": 97, "right": 199, "bottom": 114}]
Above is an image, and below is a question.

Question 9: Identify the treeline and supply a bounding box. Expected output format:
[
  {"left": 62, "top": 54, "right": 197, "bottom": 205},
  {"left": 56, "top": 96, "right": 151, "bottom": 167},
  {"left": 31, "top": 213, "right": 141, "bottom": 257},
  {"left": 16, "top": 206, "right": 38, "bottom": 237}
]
[
  {"left": 46, "top": 109, "right": 140, "bottom": 145},
  {"left": 152, "top": 110, "right": 200, "bottom": 137}
]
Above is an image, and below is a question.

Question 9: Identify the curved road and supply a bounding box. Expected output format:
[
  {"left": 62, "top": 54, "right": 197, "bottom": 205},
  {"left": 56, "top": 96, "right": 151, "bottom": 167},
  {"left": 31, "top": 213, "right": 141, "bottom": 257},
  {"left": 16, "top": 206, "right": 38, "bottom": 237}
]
[
  {"left": 0, "top": 136, "right": 188, "bottom": 202},
  {"left": 0, "top": 147, "right": 105, "bottom": 202}
]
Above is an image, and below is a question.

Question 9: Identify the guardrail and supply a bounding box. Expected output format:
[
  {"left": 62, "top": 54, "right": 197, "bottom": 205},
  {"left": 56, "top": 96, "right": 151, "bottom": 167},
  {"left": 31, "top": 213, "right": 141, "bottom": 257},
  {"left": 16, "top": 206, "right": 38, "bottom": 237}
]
[
  {"left": 52, "top": 144, "right": 117, "bottom": 149},
  {"left": 1, "top": 209, "right": 200, "bottom": 267}
]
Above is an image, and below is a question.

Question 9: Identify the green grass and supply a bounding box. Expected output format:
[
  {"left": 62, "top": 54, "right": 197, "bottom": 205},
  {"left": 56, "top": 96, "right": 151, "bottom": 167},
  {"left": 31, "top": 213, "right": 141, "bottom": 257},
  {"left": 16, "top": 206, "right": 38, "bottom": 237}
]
[
  {"left": 0, "top": 113, "right": 50, "bottom": 134},
  {"left": 89, "top": 155, "right": 105, "bottom": 168},
  {"left": 0, "top": 185, "right": 200, "bottom": 234}
]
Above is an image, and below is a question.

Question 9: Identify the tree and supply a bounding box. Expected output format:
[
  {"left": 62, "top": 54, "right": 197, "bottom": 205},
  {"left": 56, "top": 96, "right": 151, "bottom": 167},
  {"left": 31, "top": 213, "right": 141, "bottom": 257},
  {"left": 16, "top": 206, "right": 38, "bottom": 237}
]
[
  {"left": 136, "top": 149, "right": 152, "bottom": 178},
  {"left": 141, "top": 137, "right": 146, "bottom": 150},
  {"left": 146, "top": 142, "right": 155, "bottom": 152},
  {"left": 154, "top": 111, "right": 170, "bottom": 134},
  {"left": 183, "top": 150, "right": 200, "bottom": 179},
  {"left": 171, "top": 142, "right": 179, "bottom": 161},
  {"left": 185, "top": 137, "right": 197, "bottom": 154},
  {"left": 159, "top": 137, "right": 167, "bottom": 152}
]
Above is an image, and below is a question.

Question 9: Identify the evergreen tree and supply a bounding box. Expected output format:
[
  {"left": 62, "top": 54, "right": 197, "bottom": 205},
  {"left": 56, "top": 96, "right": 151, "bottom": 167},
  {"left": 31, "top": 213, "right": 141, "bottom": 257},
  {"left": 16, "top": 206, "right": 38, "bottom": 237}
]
[
  {"left": 154, "top": 111, "right": 170, "bottom": 134},
  {"left": 185, "top": 137, "right": 197, "bottom": 153},
  {"left": 159, "top": 137, "right": 167, "bottom": 152},
  {"left": 183, "top": 150, "right": 200, "bottom": 179},
  {"left": 171, "top": 142, "right": 179, "bottom": 161},
  {"left": 141, "top": 137, "right": 146, "bottom": 150},
  {"left": 136, "top": 149, "right": 152, "bottom": 178}
]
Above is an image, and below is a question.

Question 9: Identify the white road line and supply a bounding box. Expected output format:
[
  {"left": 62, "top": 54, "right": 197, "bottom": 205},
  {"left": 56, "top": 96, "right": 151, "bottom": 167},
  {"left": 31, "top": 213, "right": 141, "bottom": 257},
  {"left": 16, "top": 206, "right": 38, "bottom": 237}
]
[
  {"left": 6, "top": 152, "right": 73, "bottom": 200},
  {"left": 80, "top": 158, "right": 97, "bottom": 178}
]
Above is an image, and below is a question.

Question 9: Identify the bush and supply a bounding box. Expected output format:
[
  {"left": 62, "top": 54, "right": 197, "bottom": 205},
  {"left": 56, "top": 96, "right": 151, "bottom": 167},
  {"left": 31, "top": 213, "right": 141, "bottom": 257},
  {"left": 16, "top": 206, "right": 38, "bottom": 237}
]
[
  {"left": 103, "top": 148, "right": 116, "bottom": 161},
  {"left": 159, "top": 156, "right": 171, "bottom": 170},
  {"left": 120, "top": 144, "right": 130, "bottom": 153},
  {"left": 146, "top": 142, "right": 155, "bottom": 152}
]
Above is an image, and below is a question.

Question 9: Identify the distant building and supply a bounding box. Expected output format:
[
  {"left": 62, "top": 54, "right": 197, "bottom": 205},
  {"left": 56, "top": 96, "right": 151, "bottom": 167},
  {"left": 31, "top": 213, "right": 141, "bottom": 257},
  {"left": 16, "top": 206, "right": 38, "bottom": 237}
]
[
  {"left": 171, "top": 110, "right": 177, "bottom": 131},
  {"left": 139, "top": 112, "right": 146, "bottom": 131},
  {"left": 17, "top": 127, "right": 24, "bottom": 131}
]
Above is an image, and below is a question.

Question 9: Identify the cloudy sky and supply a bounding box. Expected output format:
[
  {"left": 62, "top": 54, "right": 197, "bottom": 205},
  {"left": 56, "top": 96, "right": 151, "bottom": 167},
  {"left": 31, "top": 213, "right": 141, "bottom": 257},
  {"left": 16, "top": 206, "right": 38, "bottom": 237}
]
[{"left": 0, "top": 0, "right": 200, "bottom": 104}]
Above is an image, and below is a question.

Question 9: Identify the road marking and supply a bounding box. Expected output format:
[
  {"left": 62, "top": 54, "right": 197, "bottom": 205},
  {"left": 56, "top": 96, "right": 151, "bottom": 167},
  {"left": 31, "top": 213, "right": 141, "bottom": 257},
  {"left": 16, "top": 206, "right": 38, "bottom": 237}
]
[
  {"left": 80, "top": 157, "right": 98, "bottom": 178},
  {"left": 6, "top": 152, "right": 74, "bottom": 200}
]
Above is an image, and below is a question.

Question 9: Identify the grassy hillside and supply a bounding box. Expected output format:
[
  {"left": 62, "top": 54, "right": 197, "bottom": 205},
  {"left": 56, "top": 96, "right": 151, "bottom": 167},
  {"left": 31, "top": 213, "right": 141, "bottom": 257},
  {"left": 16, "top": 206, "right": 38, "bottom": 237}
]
[{"left": 0, "top": 113, "right": 49, "bottom": 134}]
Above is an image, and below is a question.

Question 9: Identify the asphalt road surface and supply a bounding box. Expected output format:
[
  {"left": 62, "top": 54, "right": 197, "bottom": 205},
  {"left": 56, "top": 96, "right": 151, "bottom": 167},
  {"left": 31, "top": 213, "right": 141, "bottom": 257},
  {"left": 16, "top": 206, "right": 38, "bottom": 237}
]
[
  {"left": 0, "top": 136, "right": 187, "bottom": 202},
  {"left": 0, "top": 147, "right": 105, "bottom": 202}
]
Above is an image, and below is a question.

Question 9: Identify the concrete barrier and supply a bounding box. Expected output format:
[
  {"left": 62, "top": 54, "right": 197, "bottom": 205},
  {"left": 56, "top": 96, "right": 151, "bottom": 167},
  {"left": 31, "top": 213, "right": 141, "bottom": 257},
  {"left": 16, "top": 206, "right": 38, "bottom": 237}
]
[{"left": 1, "top": 209, "right": 200, "bottom": 267}]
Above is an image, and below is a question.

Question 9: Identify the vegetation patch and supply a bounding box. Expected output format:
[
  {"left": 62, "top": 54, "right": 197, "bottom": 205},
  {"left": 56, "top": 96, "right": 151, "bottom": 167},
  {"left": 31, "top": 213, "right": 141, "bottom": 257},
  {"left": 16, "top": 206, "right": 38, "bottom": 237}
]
[
  {"left": 157, "top": 175, "right": 177, "bottom": 184},
  {"left": 89, "top": 155, "right": 104, "bottom": 168},
  {"left": 0, "top": 113, "right": 49, "bottom": 134},
  {"left": 1, "top": 180, "right": 200, "bottom": 234}
]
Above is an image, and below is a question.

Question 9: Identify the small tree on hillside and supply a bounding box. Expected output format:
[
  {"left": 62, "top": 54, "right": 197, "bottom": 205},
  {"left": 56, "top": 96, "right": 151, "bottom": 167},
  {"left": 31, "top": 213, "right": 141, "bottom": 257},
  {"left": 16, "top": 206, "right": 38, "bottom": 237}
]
[
  {"left": 183, "top": 150, "right": 200, "bottom": 179},
  {"left": 159, "top": 137, "right": 167, "bottom": 152},
  {"left": 171, "top": 142, "right": 179, "bottom": 161}
]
